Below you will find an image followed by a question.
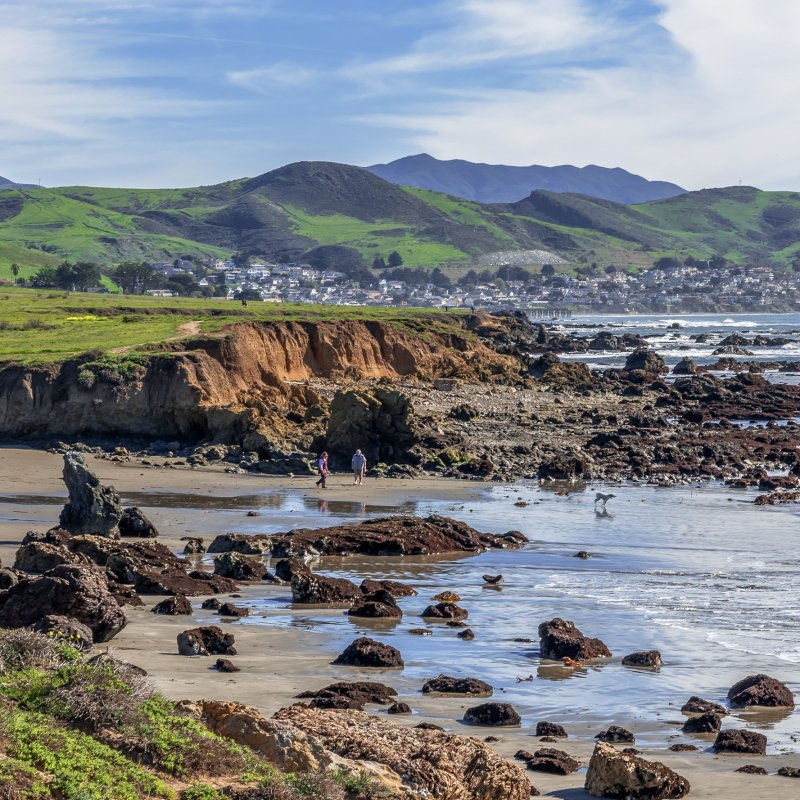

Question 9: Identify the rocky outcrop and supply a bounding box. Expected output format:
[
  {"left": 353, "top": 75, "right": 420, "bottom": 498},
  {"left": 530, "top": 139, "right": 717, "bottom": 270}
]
[
  {"left": 0, "top": 565, "right": 126, "bottom": 643},
  {"left": 517, "top": 747, "right": 580, "bottom": 775},
  {"left": 595, "top": 726, "right": 635, "bottom": 744},
  {"left": 213, "top": 552, "right": 267, "bottom": 581},
  {"left": 713, "top": 729, "right": 767, "bottom": 754},
  {"left": 622, "top": 650, "right": 663, "bottom": 668},
  {"left": 538, "top": 618, "right": 611, "bottom": 660},
  {"left": 682, "top": 712, "right": 722, "bottom": 734},
  {"left": 422, "top": 675, "right": 493, "bottom": 697},
  {"left": 177, "top": 626, "right": 237, "bottom": 656},
  {"left": 207, "top": 534, "right": 272, "bottom": 555},
  {"left": 624, "top": 349, "right": 668, "bottom": 375},
  {"left": 270, "top": 515, "right": 527, "bottom": 558},
  {"left": 672, "top": 357, "right": 697, "bottom": 375},
  {"left": 585, "top": 741, "right": 690, "bottom": 799},
  {"left": 118, "top": 507, "right": 159, "bottom": 538},
  {"left": 217, "top": 602, "right": 249, "bottom": 618},
  {"left": 30, "top": 614, "right": 93, "bottom": 651},
  {"left": 290, "top": 565, "right": 361, "bottom": 605},
  {"left": 13, "top": 541, "right": 88, "bottom": 573},
  {"left": 536, "top": 721, "right": 567, "bottom": 738},
  {"left": 681, "top": 696, "right": 728, "bottom": 715},
  {"left": 359, "top": 578, "right": 416, "bottom": 597},
  {"left": 297, "top": 681, "right": 397, "bottom": 711},
  {"left": 58, "top": 452, "right": 122, "bottom": 537},
  {"left": 463, "top": 702, "right": 521, "bottom": 727},
  {"left": 348, "top": 590, "right": 402, "bottom": 619},
  {"left": 727, "top": 674, "right": 795, "bottom": 709},
  {"left": 420, "top": 601, "right": 468, "bottom": 621},
  {"left": 151, "top": 596, "right": 192, "bottom": 615},
  {"left": 332, "top": 637, "right": 403, "bottom": 669}
]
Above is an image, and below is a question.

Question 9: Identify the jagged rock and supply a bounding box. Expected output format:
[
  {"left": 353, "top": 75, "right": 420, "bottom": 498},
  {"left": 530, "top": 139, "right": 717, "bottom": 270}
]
[
  {"left": 422, "top": 675, "right": 493, "bottom": 697},
  {"left": 13, "top": 541, "right": 88, "bottom": 573},
  {"left": 348, "top": 590, "right": 402, "bottom": 619},
  {"left": 0, "top": 568, "right": 21, "bottom": 590},
  {"left": 624, "top": 349, "right": 668, "bottom": 375},
  {"left": 332, "top": 637, "right": 403, "bottom": 669},
  {"left": 387, "top": 702, "right": 411, "bottom": 715},
  {"left": 213, "top": 552, "right": 267, "bottom": 581},
  {"left": 214, "top": 658, "right": 240, "bottom": 673},
  {"left": 181, "top": 537, "right": 206, "bottom": 555},
  {"left": 0, "top": 565, "right": 126, "bottom": 643},
  {"left": 420, "top": 602, "right": 468, "bottom": 621},
  {"left": 681, "top": 696, "right": 728, "bottom": 715},
  {"left": 269, "top": 515, "right": 527, "bottom": 559},
  {"left": 58, "top": 452, "right": 122, "bottom": 537},
  {"left": 464, "top": 702, "right": 521, "bottom": 727},
  {"left": 134, "top": 566, "right": 237, "bottom": 596},
  {"left": 458, "top": 628, "right": 475, "bottom": 640},
  {"left": 672, "top": 357, "right": 697, "bottom": 375},
  {"left": 30, "top": 614, "right": 93, "bottom": 651},
  {"left": 538, "top": 618, "right": 611, "bottom": 660},
  {"left": 151, "top": 595, "right": 192, "bottom": 615},
  {"left": 536, "top": 721, "right": 567, "bottom": 738},
  {"left": 108, "top": 580, "right": 144, "bottom": 608},
  {"left": 118, "top": 507, "right": 159, "bottom": 538},
  {"left": 713, "top": 729, "right": 767, "bottom": 754},
  {"left": 290, "top": 564, "right": 361, "bottom": 605},
  {"left": 521, "top": 748, "right": 580, "bottom": 775},
  {"left": 218, "top": 602, "right": 250, "bottom": 618},
  {"left": 207, "top": 533, "right": 272, "bottom": 555},
  {"left": 682, "top": 712, "right": 722, "bottom": 734},
  {"left": 297, "top": 681, "right": 397, "bottom": 711},
  {"left": 622, "top": 650, "right": 663, "bottom": 668},
  {"left": 736, "top": 765, "right": 767, "bottom": 774},
  {"left": 777, "top": 766, "right": 800, "bottom": 777},
  {"left": 177, "top": 626, "right": 237, "bottom": 656},
  {"left": 669, "top": 744, "right": 698, "bottom": 752},
  {"left": 202, "top": 598, "right": 221, "bottom": 610},
  {"left": 595, "top": 726, "right": 635, "bottom": 744},
  {"left": 537, "top": 450, "right": 592, "bottom": 480},
  {"left": 585, "top": 741, "right": 690, "bottom": 799},
  {"left": 359, "top": 578, "right": 417, "bottom": 597},
  {"left": 727, "top": 674, "right": 795, "bottom": 709}
]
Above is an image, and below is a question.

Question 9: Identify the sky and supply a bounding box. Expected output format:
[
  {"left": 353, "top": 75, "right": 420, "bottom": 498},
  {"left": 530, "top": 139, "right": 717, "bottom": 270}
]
[{"left": 1, "top": 0, "right": 798, "bottom": 190}]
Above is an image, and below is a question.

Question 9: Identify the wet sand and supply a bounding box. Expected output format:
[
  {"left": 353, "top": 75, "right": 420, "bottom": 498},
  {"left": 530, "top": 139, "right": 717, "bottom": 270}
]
[{"left": 1, "top": 446, "right": 797, "bottom": 799}]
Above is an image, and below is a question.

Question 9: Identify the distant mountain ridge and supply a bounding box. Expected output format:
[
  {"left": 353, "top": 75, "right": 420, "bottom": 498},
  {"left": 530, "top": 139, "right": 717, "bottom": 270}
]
[
  {"left": 367, "top": 153, "right": 686, "bottom": 204},
  {"left": 0, "top": 175, "right": 39, "bottom": 190}
]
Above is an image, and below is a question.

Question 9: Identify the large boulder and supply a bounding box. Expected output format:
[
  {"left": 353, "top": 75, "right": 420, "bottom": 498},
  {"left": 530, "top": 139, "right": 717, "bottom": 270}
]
[
  {"left": 463, "top": 702, "right": 521, "bottom": 727},
  {"left": 360, "top": 578, "right": 416, "bottom": 597},
  {"left": 682, "top": 712, "right": 722, "bottom": 734},
  {"left": 325, "top": 388, "right": 419, "bottom": 467},
  {"left": 290, "top": 565, "right": 361, "bottom": 605},
  {"left": 207, "top": 533, "right": 272, "bottom": 555},
  {"left": 713, "top": 729, "right": 767, "bottom": 755},
  {"left": 213, "top": 552, "right": 267, "bottom": 582},
  {"left": 151, "top": 596, "right": 192, "bottom": 615},
  {"left": 422, "top": 675, "right": 493, "bottom": 697},
  {"left": 624, "top": 349, "right": 668, "bottom": 375},
  {"left": 538, "top": 618, "right": 611, "bottom": 660},
  {"left": 420, "top": 602, "right": 468, "bottom": 621},
  {"left": 681, "top": 696, "right": 728, "bottom": 716},
  {"left": 13, "top": 541, "right": 88, "bottom": 573},
  {"left": 672, "top": 357, "right": 697, "bottom": 375},
  {"left": 518, "top": 747, "right": 580, "bottom": 775},
  {"left": 348, "top": 590, "right": 402, "bottom": 619},
  {"left": 585, "top": 741, "right": 690, "bottom": 799},
  {"left": 296, "top": 681, "right": 397, "bottom": 711},
  {"left": 0, "top": 565, "right": 126, "bottom": 643},
  {"left": 177, "top": 626, "right": 237, "bottom": 656},
  {"left": 58, "top": 452, "right": 122, "bottom": 537},
  {"left": 622, "top": 650, "right": 663, "bottom": 669},
  {"left": 332, "top": 637, "right": 403, "bottom": 669},
  {"left": 727, "top": 674, "right": 795, "bottom": 709},
  {"left": 118, "top": 507, "right": 159, "bottom": 538}
]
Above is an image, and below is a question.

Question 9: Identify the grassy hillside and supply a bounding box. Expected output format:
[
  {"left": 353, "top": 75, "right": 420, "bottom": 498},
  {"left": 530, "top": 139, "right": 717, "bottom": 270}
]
[
  {"left": 0, "top": 288, "right": 469, "bottom": 364},
  {"left": 2, "top": 163, "right": 800, "bottom": 274}
]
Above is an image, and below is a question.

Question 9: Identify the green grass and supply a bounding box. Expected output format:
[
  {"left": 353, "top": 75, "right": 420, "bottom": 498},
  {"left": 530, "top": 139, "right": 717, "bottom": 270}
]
[{"left": 0, "top": 288, "right": 470, "bottom": 364}]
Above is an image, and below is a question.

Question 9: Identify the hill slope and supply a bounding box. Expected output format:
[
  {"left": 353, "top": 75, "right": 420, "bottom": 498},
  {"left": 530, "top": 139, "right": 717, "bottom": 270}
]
[{"left": 367, "top": 153, "right": 686, "bottom": 204}]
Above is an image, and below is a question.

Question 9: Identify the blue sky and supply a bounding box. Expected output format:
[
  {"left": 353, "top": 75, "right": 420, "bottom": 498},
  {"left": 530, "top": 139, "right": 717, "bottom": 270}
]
[{"left": 1, "top": 1, "right": 798, "bottom": 190}]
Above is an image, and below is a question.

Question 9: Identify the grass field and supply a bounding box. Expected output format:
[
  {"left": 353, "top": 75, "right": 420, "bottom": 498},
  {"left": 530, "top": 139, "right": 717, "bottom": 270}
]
[{"left": 0, "top": 288, "right": 469, "bottom": 364}]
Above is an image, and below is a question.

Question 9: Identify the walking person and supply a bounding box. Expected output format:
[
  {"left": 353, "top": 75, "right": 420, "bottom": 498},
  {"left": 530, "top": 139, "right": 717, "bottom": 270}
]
[
  {"left": 351, "top": 449, "right": 367, "bottom": 485},
  {"left": 315, "top": 451, "right": 329, "bottom": 489}
]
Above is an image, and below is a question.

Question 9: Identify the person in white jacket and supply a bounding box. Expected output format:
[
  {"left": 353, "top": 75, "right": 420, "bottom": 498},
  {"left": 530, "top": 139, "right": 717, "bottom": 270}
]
[{"left": 351, "top": 449, "right": 367, "bottom": 485}]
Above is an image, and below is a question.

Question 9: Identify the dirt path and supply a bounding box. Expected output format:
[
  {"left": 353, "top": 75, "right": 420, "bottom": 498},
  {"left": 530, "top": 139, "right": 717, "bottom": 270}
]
[{"left": 109, "top": 320, "right": 202, "bottom": 355}]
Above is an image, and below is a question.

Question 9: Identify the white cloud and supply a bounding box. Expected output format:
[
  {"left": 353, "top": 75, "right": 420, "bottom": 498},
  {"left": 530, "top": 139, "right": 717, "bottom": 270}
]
[{"left": 227, "top": 63, "right": 318, "bottom": 93}]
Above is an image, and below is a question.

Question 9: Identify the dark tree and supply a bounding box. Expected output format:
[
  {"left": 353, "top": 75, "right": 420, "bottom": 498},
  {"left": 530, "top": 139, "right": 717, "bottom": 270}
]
[
  {"left": 653, "top": 256, "right": 680, "bottom": 271},
  {"left": 28, "top": 265, "right": 59, "bottom": 288},
  {"left": 114, "top": 262, "right": 155, "bottom": 294},
  {"left": 387, "top": 250, "right": 404, "bottom": 268},
  {"left": 541, "top": 264, "right": 556, "bottom": 277},
  {"left": 372, "top": 254, "right": 387, "bottom": 270}
]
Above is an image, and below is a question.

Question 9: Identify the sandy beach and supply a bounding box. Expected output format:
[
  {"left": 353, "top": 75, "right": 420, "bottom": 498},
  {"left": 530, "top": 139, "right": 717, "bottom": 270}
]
[{"left": 1, "top": 446, "right": 798, "bottom": 798}]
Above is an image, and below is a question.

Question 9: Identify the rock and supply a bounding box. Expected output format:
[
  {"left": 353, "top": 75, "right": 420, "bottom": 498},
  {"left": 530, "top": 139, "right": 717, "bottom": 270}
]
[
  {"left": 359, "top": 578, "right": 416, "bottom": 597},
  {"left": 30, "top": 614, "right": 93, "bottom": 651},
  {"left": 713, "top": 729, "right": 767, "bottom": 754},
  {"left": 13, "top": 541, "right": 88, "bottom": 573},
  {"left": 269, "top": 515, "right": 527, "bottom": 559},
  {"left": 672, "top": 357, "right": 698, "bottom": 375},
  {"left": 0, "top": 568, "right": 20, "bottom": 590},
  {"left": 585, "top": 741, "right": 690, "bottom": 799},
  {"left": 415, "top": 722, "right": 444, "bottom": 731},
  {"left": 682, "top": 712, "right": 722, "bottom": 734},
  {"left": 218, "top": 602, "right": 250, "bottom": 618},
  {"left": 464, "top": 702, "right": 521, "bottom": 727},
  {"left": 118, "top": 507, "right": 159, "bottom": 538},
  {"left": 458, "top": 628, "right": 475, "bottom": 640},
  {"left": 177, "top": 626, "right": 237, "bottom": 656},
  {"left": 214, "top": 658, "right": 240, "bottom": 673},
  {"left": 727, "top": 674, "right": 795, "bottom": 709},
  {"left": 297, "top": 681, "right": 397, "bottom": 711},
  {"left": 408, "top": 628, "right": 431, "bottom": 636},
  {"left": 206, "top": 533, "right": 272, "bottom": 555},
  {"left": 58, "top": 452, "right": 122, "bottom": 537},
  {"left": 777, "top": 766, "right": 800, "bottom": 777},
  {"left": 348, "top": 590, "right": 402, "bottom": 619},
  {"left": 290, "top": 565, "right": 362, "bottom": 605},
  {"left": 624, "top": 349, "right": 668, "bottom": 375},
  {"left": 181, "top": 537, "right": 206, "bottom": 555},
  {"left": 108, "top": 580, "right": 144, "bottom": 608},
  {"left": 0, "top": 565, "right": 126, "bottom": 643},
  {"left": 536, "top": 721, "right": 567, "bottom": 738},
  {"left": 332, "top": 637, "right": 404, "bottom": 669},
  {"left": 134, "top": 567, "right": 237, "bottom": 597},
  {"left": 522, "top": 748, "right": 580, "bottom": 775},
  {"left": 538, "top": 618, "right": 612, "bottom": 660},
  {"left": 595, "top": 726, "right": 635, "bottom": 744},
  {"left": 201, "top": 598, "right": 221, "bottom": 610},
  {"left": 669, "top": 744, "right": 698, "bottom": 752},
  {"left": 736, "top": 765, "right": 767, "bottom": 774},
  {"left": 681, "top": 696, "right": 728, "bottom": 716},
  {"left": 213, "top": 552, "right": 267, "bottom": 581},
  {"left": 537, "top": 450, "right": 592, "bottom": 480},
  {"left": 151, "top": 595, "right": 192, "bottom": 615},
  {"left": 574, "top": 551, "right": 590, "bottom": 559},
  {"left": 387, "top": 702, "right": 411, "bottom": 715},
  {"left": 420, "top": 602, "right": 468, "bottom": 621},
  {"left": 422, "top": 675, "right": 493, "bottom": 697},
  {"left": 622, "top": 650, "right": 663, "bottom": 669}
]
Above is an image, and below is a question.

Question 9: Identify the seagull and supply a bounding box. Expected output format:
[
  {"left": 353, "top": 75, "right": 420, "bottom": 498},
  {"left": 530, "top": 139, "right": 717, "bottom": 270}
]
[{"left": 594, "top": 492, "right": 616, "bottom": 510}]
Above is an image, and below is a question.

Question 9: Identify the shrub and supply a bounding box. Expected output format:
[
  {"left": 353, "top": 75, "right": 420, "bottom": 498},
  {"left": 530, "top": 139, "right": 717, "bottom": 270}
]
[{"left": 0, "top": 629, "right": 75, "bottom": 675}]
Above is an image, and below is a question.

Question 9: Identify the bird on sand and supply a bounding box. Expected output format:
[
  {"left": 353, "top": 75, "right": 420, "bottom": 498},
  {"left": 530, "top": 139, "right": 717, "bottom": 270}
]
[
  {"left": 482, "top": 574, "right": 504, "bottom": 585},
  {"left": 594, "top": 492, "right": 616, "bottom": 509}
]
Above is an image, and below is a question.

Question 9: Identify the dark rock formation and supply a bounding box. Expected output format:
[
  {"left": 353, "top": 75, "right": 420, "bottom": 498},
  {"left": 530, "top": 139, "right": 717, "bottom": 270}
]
[
  {"left": 135, "top": 567, "right": 237, "bottom": 597},
  {"left": 595, "top": 726, "right": 635, "bottom": 744},
  {"left": 622, "top": 650, "right": 663, "bottom": 668},
  {"left": 201, "top": 598, "right": 221, "bottom": 610},
  {"left": 58, "top": 452, "right": 122, "bottom": 537},
  {"left": 297, "top": 681, "right": 397, "bottom": 711},
  {"left": 387, "top": 702, "right": 411, "bottom": 714},
  {"left": 464, "top": 702, "right": 521, "bottom": 727},
  {"left": 151, "top": 595, "right": 192, "bottom": 615},
  {"left": 735, "top": 765, "right": 767, "bottom": 774},
  {"left": 727, "top": 674, "right": 795, "bottom": 709},
  {"left": 713, "top": 729, "right": 767, "bottom": 755},
  {"left": 359, "top": 578, "right": 417, "bottom": 597},
  {"left": 624, "top": 349, "right": 668, "bottom": 375},
  {"left": 585, "top": 741, "right": 690, "bottom": 799},
  {"left": 290, "top": 564, "right": 361, "bottom": 604},
  {"left": 538, "top": 618, "right": 611, "bottom": 660},
  {"left": 118, "top": 507, "right": 159, "bottom": 538},
  {"left": 682, "top": 712, "right": 722, "bottom": 734},
  {"left": 777, "top": 766, "right": 800, "bottom": 777},
  {"left": 672, "top": 357, "right": 698, "bottom": 375},
  {"left": 207, "top": 533, "right": 272, "bottom": 555},
  {"left": 681, "top": 696, "right": 728, "bottom": 715},
  {"left": 30, "top": 614, "right": 93, "bottom": 651},
  {"left": 669, "top": 744, "right": 698, "bottom": 752},
  {"left": 519, "top": 748, "right": 580, "bottom": 775},
  {"left": 13, "top": 541, "right": 88, "bottom": 573},
  {"left": 422, "top": 675, "right": 493, "bottom": 697},
  {"left": 348, "top": 590, "right": 402, "bottom": 619},
  {"left": 214, "top": 658, "right": 240, "bottom": 673},
  {"left": 177, "top": 626, "right": 237, "bottom": 656},
  {"left": 420, "top": 602, "right": 468, "bottom": 621},
  {"left": 182, "top": 537, "right": 206, "bottom": 554},
  {"left": 332, "top": 637, "right": 404, "bottom": 669},
  {"left": 536, "top": 721, "right": 567, "bottom": 738},
  {"left": 217, "top": 602, "right": 250, "bottom": 618},
  {"left": 213, "top": 552, "right": 267, "bottom": 581},
  {"left": 458, "top": 628, "right": 475, "bottom": 640}
]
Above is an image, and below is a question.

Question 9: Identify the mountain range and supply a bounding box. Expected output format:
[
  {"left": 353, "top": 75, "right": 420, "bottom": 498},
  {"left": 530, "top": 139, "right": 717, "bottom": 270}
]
[
  {"left": 1, "top": 161, "right": 799, "bottom": 280},
  {"left": 367, "top": 154, "right": 686, "bottom": 204},
  {"left": 0, "top": 175, "right": 39, "bottom": 190}
]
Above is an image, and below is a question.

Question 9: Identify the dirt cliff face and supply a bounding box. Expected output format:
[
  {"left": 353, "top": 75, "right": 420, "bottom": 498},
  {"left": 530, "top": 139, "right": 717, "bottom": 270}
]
[{"left": 0, "top": 319, "right": 519, "bottom": 444}]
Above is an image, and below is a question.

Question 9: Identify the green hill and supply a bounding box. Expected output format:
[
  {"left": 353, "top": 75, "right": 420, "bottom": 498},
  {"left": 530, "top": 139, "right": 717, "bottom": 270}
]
[{"left": 1, "top": 162, "right": 800, "bottom": 276}]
